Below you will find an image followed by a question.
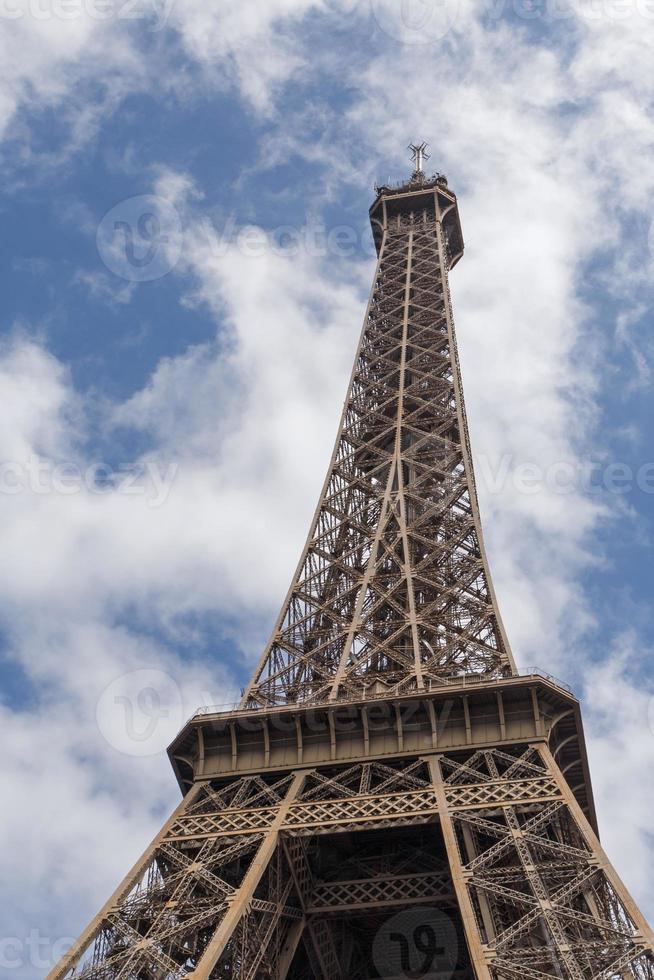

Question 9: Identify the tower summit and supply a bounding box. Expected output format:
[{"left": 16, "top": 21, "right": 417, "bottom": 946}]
[{"left": 50, "top": 155, "right": 654, "bottom": 980}]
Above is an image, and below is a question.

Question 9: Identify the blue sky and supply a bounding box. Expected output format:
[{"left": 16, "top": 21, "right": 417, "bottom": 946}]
[{"left": 1, "top": 1, "right": 654, "bottom": 975}]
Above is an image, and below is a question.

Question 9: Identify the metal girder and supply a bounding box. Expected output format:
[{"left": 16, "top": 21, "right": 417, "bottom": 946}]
[{"left": 307, "top": 870, "right": 454, "bottom": 913}]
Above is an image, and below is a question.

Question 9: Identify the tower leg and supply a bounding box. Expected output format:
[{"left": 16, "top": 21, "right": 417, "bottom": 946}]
[
  {"left": 429, "top": 744, "right": 654, "bottom": 980},
  {"left": 540, "top": 744, "right": 654, "bottom": 951},
  {"left": 48, "top": 772, "right": 309, "bottom": 980},
  {"left": 189, "top": 771, "right": 306, "bottom": 979},
  {"left": 48, "top": 746, "right": 654, "bottom": 980},
  {"left": 46, "top": 782, "right": 204, "bottom": 980},
  {"left": 428, "top": 755, "right": 494, "bottom": 980}
]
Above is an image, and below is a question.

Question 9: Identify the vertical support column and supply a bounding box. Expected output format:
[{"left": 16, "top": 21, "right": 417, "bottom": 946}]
[
  {"left": 328, "top": 229, "right": 416, "bottom": 700},
  {"left": 188, "top": 770, "right": 307, "bottom": 980},
  {"left": 460, "top": 822, "right": 497, "bottom": 944},
  {"left": 275, "top": 917, "right": 307, "bottom": 980},
  {"left": 307, "top": 917, "right": 342, "bottom": 979},
  {"left": 242, "top": 230, "right": 388, "bottom": 710},
  {"left": 426, "top": 755, "right": 493, "bottom": 980}
]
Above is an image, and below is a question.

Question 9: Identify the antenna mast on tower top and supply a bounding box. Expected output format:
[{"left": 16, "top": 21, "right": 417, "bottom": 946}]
[{"left": 409, "top": 140, "right": 430, "bottom": 176}]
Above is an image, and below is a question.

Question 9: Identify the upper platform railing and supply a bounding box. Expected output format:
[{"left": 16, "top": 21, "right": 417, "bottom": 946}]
[{"left": 192, "top": 667, "right": 573, "bottom": 719}]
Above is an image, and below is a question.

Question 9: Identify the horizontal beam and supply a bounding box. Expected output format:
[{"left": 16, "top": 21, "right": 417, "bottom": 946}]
[
  {"left": 308, "top": 871, "right": 455, "bottom": 913},
  {"left": 163, "top": 772, "right": 566, "bottom": 843}
]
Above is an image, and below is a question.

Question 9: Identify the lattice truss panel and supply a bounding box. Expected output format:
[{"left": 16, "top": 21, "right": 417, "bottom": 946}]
[
  {"left": 244, "top": 213, "right": 513, "bottom": 708},
  {"left": 167, "top": 760, "right": 439, "bottom": 843},
  {"left": 59, "top": 762, "right": 439, "bottom": 980},
  {"left": 442, "top": 747, "right": 654, "bottom": 980},
  {"left": 58, "top": 749, "right": 654, "bottom": 980}
]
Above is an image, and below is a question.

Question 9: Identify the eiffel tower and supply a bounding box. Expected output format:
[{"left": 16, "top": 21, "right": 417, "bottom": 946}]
[{"left": 50, "top": 147, "right": 654, "bottom": 980}]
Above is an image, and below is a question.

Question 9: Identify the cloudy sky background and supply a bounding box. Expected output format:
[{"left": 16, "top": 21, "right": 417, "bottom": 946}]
[{"left": 1, "top": 0, "right": 654, "bottom": 974}]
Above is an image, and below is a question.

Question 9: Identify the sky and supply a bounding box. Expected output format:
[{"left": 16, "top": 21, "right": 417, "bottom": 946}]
[{"left": 1, "top": 0, "right": 654, "bottom": 975}]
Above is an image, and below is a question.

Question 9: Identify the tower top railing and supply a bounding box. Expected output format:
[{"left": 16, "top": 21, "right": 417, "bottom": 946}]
[
  {"left": 374, "top": 173, "right": 450, "bottom": 197},
  {"left": 192, "top": 667, "right": 573, "bottom": 719}
]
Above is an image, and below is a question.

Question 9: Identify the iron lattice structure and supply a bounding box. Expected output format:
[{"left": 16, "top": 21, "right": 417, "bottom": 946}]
[
  {"left": 243, "top": 175, "right": 513, "bottom": 709},
  {"left": 50, "top": 159, "right": 654, "bottom": 980}
]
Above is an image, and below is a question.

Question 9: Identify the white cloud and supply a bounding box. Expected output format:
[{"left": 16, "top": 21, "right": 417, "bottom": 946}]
[
  {"left": 0, "top": 336, "right": 79, "bottom": 461},
  {"left": 0, "top": 0, "right": 350, "bottom": 160},
  {"left": 0, "top": 10, "right": 147, "bottom": 164},
  {"left": 584, "top": 635, "right": 654, "bottom": 917},
  {"left": 71, "top": 269, "right": 137, "bottom": 306},
  {"left": 111, "top": 207, "right": 368, "bottom": 610},
  {"left": 0, "top": 338, "right": 234, "bottom": 967},
  {"left": 163, "top": 0, "right": 355, "bottom": 113},
  {"left": 0, "top": 628, "right": 224, "bottom": 978}
]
